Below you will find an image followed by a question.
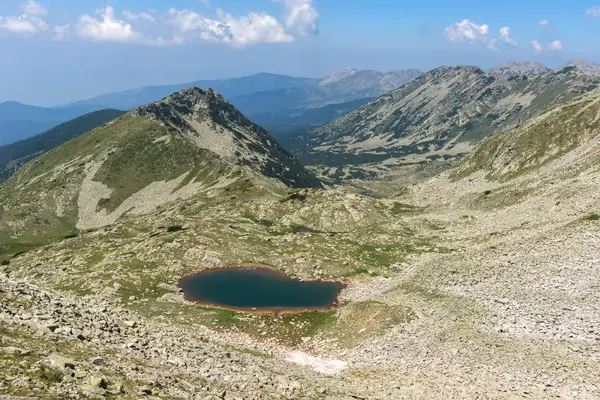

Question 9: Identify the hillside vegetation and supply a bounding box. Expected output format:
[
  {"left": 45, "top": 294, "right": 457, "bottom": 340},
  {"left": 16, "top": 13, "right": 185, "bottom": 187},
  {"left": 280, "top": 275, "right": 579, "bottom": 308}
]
[{"left": 0, "top": 109, "right": 124, "bottom": 182}]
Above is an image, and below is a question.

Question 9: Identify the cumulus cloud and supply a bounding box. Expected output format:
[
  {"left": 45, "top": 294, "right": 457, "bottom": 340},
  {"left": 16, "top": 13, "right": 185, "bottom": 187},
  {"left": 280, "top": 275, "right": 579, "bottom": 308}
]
[
  {"left": 77, "top": 6, "right": 141, "bottom": 42},
  {"left": 443, "top": 19, "right": 500, "bottom": 50},
  {"left": 0, "top": 14, "right": 48, "bottom": 33},
  {"left": 499, "top": 26, "right": 517, "bottom": 47},
  {"left": 169, "top": 8, "right": 293, "bottom": 46},
  {"left": 547, "top": 40, "right": 562, "bottom": 50},
  {"left": 532, "top": 39, "right": 562, "bottom": 53},
  {"left": 586, "top": 7, "right": 600, "bottom": 17},
  {"left": 1, "top": 2, "right": 320, "bottom": 47},
  {"left": 21, "top": 1, "right": 47, "bottom": 16},
  {"left": 538, "top": 19, "right": 550, "bottom": 26},
  {"left": 276, "top": 0, "right": 319, "bottom": 35}
]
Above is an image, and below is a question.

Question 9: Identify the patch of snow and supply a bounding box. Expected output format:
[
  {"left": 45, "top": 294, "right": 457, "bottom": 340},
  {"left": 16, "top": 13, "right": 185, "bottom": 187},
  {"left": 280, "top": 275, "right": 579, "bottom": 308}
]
[{"left": 284, "top": 351, "right": 348, "bottom": 375}]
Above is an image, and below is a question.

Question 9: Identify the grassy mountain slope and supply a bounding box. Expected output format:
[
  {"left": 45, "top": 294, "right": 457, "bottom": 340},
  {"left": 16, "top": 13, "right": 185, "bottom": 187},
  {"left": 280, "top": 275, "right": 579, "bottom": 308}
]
[
  {"left": 0, "top": 87, "right": 319, "bottom": 255},
  {"left": 0, "top": 109, "right": 124, "bottom": 182},
  {"left": 452, "top": 87, "right": 600, "bottom": 181}
]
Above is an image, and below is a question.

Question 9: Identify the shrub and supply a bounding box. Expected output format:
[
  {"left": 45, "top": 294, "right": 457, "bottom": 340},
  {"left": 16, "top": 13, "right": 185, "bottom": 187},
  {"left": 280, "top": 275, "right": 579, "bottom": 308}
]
[{"left": 584, "top": 213, "right": 600, "bottom": 221}]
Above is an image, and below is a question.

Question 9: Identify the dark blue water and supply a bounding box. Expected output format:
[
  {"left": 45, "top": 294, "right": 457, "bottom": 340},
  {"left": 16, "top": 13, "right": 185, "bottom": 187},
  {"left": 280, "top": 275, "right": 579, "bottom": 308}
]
[{"left": 179, "top": 267, "right": 344, "bottom": 311}]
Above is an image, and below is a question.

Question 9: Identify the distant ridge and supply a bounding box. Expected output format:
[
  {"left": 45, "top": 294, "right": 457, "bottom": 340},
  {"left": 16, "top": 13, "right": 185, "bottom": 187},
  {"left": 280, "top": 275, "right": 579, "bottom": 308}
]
[
  {"left": 489, "top": 61, "right": 552, "bottom": 77},
  {"left": 0, "top": 109, "right": 124, "bottom": 182}
]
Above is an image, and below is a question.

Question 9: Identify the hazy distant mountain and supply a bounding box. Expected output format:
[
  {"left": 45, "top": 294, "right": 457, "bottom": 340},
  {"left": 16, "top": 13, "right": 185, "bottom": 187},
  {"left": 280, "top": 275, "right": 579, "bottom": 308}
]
[
  {"left": 0, "top": 69, "right": 422, "bottom": 146},
  {"left": 230, "top": 69, "right": 423, "bottom": 117},
  {"left": 63, "top": 73, "right": 317, "bottom": 111},
  {"left": 0, "top": 101, "right": 105, "bottom": 146},
  {"left": 489, "top": 61, "right": 551, "bottom": 77},
  {"left": 0, "top": 109, "right": 124, "bottom": 182},
  {"left": 61, "top": 69, "right": 423, "bottom": 127},
  {"left": 561, "top": 59, "right": 600, "bottom": 75}
]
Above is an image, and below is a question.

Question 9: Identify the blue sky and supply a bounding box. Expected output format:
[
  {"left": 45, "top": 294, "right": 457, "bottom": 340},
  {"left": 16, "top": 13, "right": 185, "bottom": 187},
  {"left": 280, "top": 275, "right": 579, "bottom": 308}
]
[{"left": 1, "top": 0, "right": 600, "bottom": 105}]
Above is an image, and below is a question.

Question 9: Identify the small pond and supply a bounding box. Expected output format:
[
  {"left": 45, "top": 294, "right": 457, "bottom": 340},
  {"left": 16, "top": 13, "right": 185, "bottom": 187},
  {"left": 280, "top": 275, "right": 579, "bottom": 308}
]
[{"left": 179, "top": 267, "right": 345, "bottom": 315}]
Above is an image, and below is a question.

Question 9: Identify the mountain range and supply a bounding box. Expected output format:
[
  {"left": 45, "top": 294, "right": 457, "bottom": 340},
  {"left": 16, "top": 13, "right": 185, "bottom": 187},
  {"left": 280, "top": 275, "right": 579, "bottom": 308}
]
[
  {"left": 3, "top": 60, "right": 600, "bottom": 149},
  {"left": 0, "top": 68, "right": 422, "bottom": 146},
  {"left": 296, "top": 62, "right": 600, "bottom": 179}
]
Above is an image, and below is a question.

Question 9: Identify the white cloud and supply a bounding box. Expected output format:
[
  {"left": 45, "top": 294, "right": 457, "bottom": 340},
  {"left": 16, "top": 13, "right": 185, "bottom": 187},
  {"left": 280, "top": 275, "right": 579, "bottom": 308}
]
[
  {"left": 219, "top": 9, "right": 293, "bottom": 46},
  {"left": 444, "top": 19, "right": 499, "bottom": 50},
  {"left": 21, "top": 1, "right": 47, "bottom": 17},
  {"left": 198, "top": 0, "right": 210, "bottom": 6},
  {"left": 168, "top": 9, "right": 231, "bottom": 42},
  {"left": 586, "top": 7, "right": 600, "bottom": 17},
  {"left": 538, "top": 19, "right": 550, "bottom": 26},
  {"left": 276, "top": 0, "right": 319, "bottom": 35},
  {"left": 499, "top": 26, "right": 517, "bottom": 47},
  {"left": 1, "top": 2, "right": 319, "bottom": 47},
  {"left": 0, "top": 14, "right": 48, "bottom": 33},
  {"left": 547, "top": 40, "right": 562, "bottom": 51},
  {"left": 122, "top": 10, "right": 156, "bottom": 23},
  {"left": 532, "top": 39, "right": 562, "bottom": 53},
  {"left": 169, "top": 8, "right": 293, "bottom": 47},
  {"left": 77, "top": 6, "right": 141, "bottom": 42}
]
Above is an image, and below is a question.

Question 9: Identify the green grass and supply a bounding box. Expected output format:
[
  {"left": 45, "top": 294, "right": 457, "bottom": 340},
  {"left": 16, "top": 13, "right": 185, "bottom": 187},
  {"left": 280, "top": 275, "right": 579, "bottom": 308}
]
[
  {"left": 452, "top": 94, "right": 600, "bottom": 182},
  {"left": 93, "top": 118, "right": 234, "bottom": 212},
  {"left": 584, "top": 213, "right": 600, "bottom": 221},
  {"left": 391, "top": 202, "right": 421, "bottom": 214}
]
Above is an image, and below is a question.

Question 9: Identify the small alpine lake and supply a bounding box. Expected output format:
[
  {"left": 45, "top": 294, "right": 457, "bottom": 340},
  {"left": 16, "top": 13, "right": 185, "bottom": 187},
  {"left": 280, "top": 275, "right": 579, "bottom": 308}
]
[{"left": 178, "top": 266, "right": 345, "bottom": 316}]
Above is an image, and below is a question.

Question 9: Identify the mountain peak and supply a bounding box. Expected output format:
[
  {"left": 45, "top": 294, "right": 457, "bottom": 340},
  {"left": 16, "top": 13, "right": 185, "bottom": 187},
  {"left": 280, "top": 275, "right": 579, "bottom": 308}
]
[
  {"left": 489, "top": 61, "right": 551, "bottom": 77},
  {"left": 319, "top": 68, "right": 360, "bottom": 86},
  {"left": 130, "top": 86, "right": 236, "bottom": 133},
  {"left": 561, "top": 59, "right": 600, "bottom": 75},
  {"left": 130, "top": 86, "right": 321, "bottom": 189}
]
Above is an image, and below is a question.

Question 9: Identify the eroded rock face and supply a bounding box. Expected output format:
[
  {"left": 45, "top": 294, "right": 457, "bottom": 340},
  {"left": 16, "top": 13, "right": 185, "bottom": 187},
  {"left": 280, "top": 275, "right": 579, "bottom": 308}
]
[{"left": 131, "top": 87, "right": 322, "bottom": 189}]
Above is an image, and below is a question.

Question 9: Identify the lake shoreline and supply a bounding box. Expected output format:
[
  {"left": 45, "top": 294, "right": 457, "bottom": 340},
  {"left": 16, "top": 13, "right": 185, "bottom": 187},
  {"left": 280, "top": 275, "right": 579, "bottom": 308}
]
[{"left": 177, "top": 265, "right": 347, "bottom": 318}]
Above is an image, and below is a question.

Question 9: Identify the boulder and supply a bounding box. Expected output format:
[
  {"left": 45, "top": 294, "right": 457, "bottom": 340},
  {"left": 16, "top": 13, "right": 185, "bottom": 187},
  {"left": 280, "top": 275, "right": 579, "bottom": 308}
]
[
  {"left": 46, "top": 354, "right": 77, "bottom": 369},
  {"left": 0, "top": 346, "right": 29, "bottom": 356}
]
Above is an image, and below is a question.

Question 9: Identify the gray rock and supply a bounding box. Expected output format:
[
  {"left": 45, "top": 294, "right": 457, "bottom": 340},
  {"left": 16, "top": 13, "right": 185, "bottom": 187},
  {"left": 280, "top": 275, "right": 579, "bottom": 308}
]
[
  {"left": 90, "top": 356, "right": 105, "bottom": 365},
  {"left": 46, "top": 354, "right": 76, "bottom": 369},
  {"left": 90, "top": 376, "right": 109, "bottom": 389},
  {"left": 0, "top": 346, "right": 29, "bottom": 356}
]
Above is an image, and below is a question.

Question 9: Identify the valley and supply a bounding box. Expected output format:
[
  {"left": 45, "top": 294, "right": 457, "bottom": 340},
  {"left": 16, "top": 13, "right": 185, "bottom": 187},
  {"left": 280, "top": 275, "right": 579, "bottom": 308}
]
[{"left": 1, "top": 62, "right": 600, "bottom": 399}]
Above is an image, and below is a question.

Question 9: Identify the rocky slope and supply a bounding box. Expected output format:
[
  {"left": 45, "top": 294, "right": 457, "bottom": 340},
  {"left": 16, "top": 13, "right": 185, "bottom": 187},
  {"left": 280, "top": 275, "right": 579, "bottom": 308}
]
[
  {"left": 488, "top": 61, "right": 551, "bottom": 77},
  {"left": 298, "top": 65, "right": 600, "bottom": 179},
  {"left": 561, "top": 59, "right": 600, "bottom": 75},
  {"left": 0, "top": 87, "right": 319, "bottom": 252}
]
